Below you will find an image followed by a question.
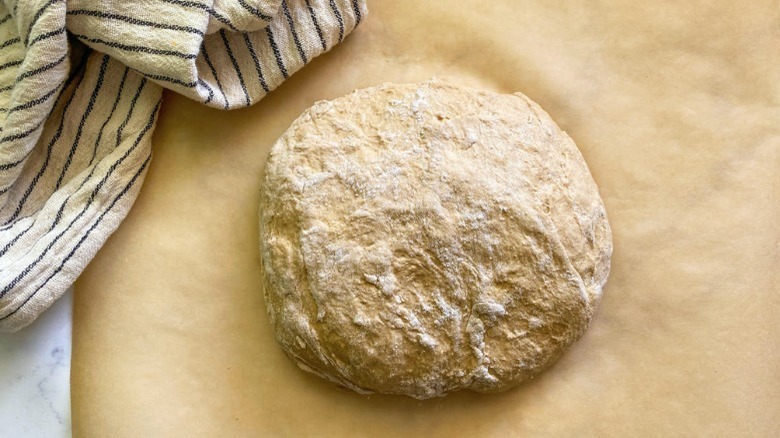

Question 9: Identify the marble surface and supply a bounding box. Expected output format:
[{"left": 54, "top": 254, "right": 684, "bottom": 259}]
[{"left": 0, "top": 288, "right": 72, "bottom": 437}]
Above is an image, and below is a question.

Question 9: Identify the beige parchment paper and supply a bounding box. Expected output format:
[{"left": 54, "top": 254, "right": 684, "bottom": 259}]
[{"left": 71, "top": 1, "right": 780, "bottom": 436}]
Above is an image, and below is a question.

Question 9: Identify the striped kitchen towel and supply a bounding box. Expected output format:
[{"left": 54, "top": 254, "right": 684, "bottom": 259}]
[{"left": 0, "top": 0, "right": 367, "bottom": 332}]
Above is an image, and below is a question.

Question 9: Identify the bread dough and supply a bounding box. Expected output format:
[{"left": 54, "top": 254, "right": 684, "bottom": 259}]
[{"left": 260, "top": 81, "right": 612, "bottom": 398}]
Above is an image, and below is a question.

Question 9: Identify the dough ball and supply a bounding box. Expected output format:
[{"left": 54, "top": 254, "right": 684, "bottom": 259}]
[{"left": 259, "top": 81, "right": 612, "bottom": 399}]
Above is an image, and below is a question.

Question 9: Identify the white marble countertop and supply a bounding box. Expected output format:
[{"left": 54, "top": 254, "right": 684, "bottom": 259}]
[{"left": 0, "top": 288, "right": 72, "bottom": 437}]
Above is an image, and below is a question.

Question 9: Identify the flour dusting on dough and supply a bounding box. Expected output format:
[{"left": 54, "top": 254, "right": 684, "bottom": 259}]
[{"left": 260, "top": 81, "right": 612, "bottom": 399}]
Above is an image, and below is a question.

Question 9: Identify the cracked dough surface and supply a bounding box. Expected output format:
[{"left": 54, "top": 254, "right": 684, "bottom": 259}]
[{"left": 260, "top": 82, "right": 611, "bottom": 398}]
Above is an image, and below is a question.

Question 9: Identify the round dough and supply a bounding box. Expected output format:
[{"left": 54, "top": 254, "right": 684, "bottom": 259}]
[{"left": 259, "top": 81, "right": 612, "bottom": 399}]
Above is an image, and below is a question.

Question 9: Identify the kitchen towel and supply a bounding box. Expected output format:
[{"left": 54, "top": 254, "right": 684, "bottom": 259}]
[{"left": 0, "top": 0, "right": 367, "bottom": 331}]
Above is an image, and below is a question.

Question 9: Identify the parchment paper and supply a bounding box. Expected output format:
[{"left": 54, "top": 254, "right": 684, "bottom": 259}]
[{"left": 71, "top": 1, "right": 780, "bottom": 436}]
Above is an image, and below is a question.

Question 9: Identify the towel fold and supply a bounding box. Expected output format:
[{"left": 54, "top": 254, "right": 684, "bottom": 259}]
[{"left": 0, "top": 0, "right": 367, "bottom": 332}]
